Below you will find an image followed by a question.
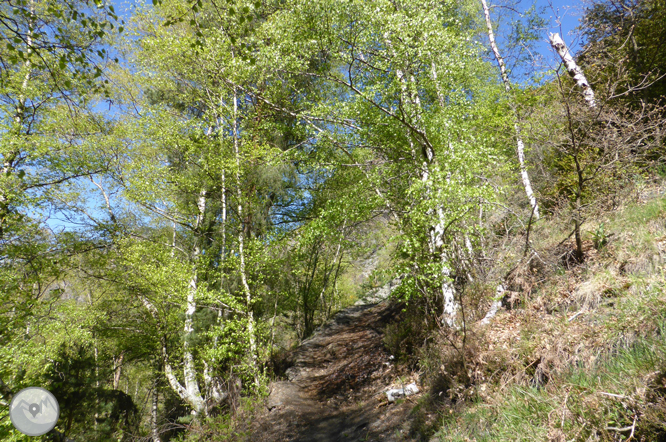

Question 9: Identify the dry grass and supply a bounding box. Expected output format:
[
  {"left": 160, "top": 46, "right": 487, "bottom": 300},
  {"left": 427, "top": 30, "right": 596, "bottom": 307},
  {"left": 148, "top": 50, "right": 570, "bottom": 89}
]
[{"left": 429, "top": 182, "right": 666, "bottom": 441}]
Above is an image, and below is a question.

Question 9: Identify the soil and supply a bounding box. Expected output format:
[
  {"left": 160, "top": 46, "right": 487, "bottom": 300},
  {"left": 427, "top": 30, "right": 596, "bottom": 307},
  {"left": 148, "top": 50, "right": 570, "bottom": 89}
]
[{"left": 250, "top": 300, "right": 425, "bottom": 442}]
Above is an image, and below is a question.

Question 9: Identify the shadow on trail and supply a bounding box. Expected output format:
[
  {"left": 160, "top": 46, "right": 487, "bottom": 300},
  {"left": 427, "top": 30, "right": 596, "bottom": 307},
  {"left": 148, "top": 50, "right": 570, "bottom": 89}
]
[{"left": 252, "top": 300, "right": 423, "bottom": 442}]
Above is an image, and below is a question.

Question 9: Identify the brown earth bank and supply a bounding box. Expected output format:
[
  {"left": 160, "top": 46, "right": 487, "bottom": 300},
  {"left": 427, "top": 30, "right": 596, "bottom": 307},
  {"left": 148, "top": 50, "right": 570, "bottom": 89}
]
[{"left": 249, "top": 300, "right": 430, "bottom": 442}]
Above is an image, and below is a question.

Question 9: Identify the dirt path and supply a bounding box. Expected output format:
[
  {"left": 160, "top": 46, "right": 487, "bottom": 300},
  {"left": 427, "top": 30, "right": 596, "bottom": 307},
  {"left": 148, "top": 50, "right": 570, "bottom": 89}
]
[{"left": 251, "top": 301, "right": 423, "bottom": 442}]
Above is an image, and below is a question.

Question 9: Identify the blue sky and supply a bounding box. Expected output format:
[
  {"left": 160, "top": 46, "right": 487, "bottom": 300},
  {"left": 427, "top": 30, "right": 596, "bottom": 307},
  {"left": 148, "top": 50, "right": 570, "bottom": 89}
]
[{"left": 535, "top": 0, "right": 587, "bottom": 60}]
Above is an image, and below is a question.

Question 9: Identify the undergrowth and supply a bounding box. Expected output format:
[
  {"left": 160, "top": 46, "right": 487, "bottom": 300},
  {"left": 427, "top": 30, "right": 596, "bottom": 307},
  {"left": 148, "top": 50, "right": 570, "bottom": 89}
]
[{"left": 427, "top": 188, "right": 666, "bottom": 441}]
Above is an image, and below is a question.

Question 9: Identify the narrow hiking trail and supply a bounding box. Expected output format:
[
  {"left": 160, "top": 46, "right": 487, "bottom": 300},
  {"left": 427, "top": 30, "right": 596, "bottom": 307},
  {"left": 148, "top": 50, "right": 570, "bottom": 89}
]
[{"left": 251, "top": 298, "right": 426, "bottom": 442}]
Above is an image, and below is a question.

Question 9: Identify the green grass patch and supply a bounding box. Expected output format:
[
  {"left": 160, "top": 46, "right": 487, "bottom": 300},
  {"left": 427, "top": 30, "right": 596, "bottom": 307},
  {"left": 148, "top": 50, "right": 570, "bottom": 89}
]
[
  {"left": 619, "top": 195, "right": 666, "bottom": 226},
  {"left": 434, "top": 323, "right": 666, "bottom": 441}
]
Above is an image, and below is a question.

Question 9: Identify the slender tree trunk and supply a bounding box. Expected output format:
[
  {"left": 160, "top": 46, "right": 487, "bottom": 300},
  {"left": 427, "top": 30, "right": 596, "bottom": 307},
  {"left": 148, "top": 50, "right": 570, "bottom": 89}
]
[
  {"left": 269, "top": 290, "right": 279, "bottom": 352},
  {"left": 218, "top": 99, "right": 228, "bottom": 268},
  {"left": 573, "top": 155, "right": 585, "bottom": 261},
  {"left": 550, "top": 33, "right": 597, "bottom": 260},
  {"left": 113, "top": 353, "right": 124, "bottom": 390},
  {"left": 181, "top": 189, "right": 207, "bottom": 415},
  {"left": 232, "top": 85, "right": 259, "bottom": 386},
  {"left": 549, "top": 33, "right": 597, "bottom": 109},
  {"left": 302, "top": 245, "right": 320, "bottom": 338},
  {"left": 138, "top": 296, "right": 184, "bottom": 402},
  {"left": 154, "top": 191, "right": 207, "bottom": 415},
  {"left": 574, "top": 196, "right": 584, "bottom": 261},
  {"left": 318, "top": 223, "right": 345, "bottom": 316},
  {"left": 220, "top": 169, "right": 226, "bottom": 267},
  {"left": 480, "top": 0, "right": 540, "bottom": 220},
  {"left": 93, "top": 337, "right": 99, "bottom": 433},
  {"left": 388, "top": 33, "right": 458, "bottom": 327},
  {"left": 151, "top": 378, "right": 161, "bottom": 442}
]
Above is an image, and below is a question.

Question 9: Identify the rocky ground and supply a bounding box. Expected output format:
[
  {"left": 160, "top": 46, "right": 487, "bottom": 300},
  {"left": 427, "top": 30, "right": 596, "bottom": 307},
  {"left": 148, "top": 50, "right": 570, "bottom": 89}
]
[{"left": 250, "top": 296, "right": 427, "bottom": 442}]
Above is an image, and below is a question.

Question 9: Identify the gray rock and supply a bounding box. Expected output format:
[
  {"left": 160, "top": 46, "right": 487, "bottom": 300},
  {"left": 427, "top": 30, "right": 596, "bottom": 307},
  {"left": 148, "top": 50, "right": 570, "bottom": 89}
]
[{"left": 355, "top": 276, "right": 403, "bottom": 306}]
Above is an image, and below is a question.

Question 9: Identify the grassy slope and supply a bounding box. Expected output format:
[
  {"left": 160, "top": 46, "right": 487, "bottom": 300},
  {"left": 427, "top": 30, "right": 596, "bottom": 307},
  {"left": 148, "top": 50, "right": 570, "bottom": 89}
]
[{"left": 434, "top": 186, "right": 666, "bottom": 441}]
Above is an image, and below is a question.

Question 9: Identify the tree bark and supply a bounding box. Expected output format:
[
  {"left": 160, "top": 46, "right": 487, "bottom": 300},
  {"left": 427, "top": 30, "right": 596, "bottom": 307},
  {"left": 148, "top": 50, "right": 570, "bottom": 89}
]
[
  {"left": 480, "top": 0, "right": 540, "bottom": 220},
  {"left": 142, "top": 189, "right": 208, "bottom": 415},
  {"left": 549, "top": 33, "right": 597, "bottom": 109},
  {"left": 233, "top": 85, "right": 259, "bottom": 386},
  {"left": 113, "top": 352, "right": 124, "bottom": 390},
  {"left": 151, "top": 378, "right": 161, "bottom": 442},
  {"left": 387, "top": 32, "right": 459, "bottom": 328},
  {"left": 181, "top": 188, "right": 207, "bottom": 415}
]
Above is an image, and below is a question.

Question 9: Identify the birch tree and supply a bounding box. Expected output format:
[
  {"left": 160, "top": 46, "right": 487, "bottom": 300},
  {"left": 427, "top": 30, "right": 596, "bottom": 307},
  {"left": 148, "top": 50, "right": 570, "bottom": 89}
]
[
  {"left": 0, "top": 2, "right": 124, "bottom": 435},
  {"left": 105, "top": 0, "right": 311, "bottom": 414},
  {"left": 550, "top": 33, "right": 597, "bottom": 108},
  {"left": 268, "top": 0, "right": 501, "bottom": 328},
  {"left": 480, "top": 0, "right": 540, "bottom": 220}
]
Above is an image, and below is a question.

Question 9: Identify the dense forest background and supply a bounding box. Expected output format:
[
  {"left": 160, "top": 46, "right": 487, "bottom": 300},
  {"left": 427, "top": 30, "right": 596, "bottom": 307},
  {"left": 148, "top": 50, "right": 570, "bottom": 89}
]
[{"left": 1, "top": 0, "right": 665, "bottom": 440}]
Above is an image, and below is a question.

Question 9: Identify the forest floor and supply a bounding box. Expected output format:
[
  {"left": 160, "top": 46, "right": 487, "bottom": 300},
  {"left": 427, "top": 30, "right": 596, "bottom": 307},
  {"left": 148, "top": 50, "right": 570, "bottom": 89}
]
[{"left": 250, "top": 299, "right": 427, "bottom": 442}]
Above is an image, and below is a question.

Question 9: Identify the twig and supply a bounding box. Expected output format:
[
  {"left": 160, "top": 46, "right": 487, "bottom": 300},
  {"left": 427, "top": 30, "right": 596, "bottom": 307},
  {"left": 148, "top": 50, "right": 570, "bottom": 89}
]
[
  {"left": 568, "top": 309, "right": 586, "bottom": 322},
  {"left": 523, "top": 194, "right": 538, "bottom": 258},
  {"left": 597, "top": 391, "right": 629, "bottom": 400},
  {"left": 561, "top": 391, "right": 569, "bottom": 429},
  {"left": 606, "top": 423, "right": 634, "bottom": 432}
]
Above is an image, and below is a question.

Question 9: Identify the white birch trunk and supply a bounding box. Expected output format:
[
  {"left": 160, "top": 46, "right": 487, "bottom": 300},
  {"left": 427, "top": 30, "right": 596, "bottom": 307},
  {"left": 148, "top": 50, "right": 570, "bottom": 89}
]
[
  {"left": 218, "top": 94, "right": 228, "bottom": 267},
  {"left": 180, "top": 188, "right": 207, "bottom": 415},
  {"left": 232, "top": 86, "right": 259, "bottom": 386},
  {"left": 144, "top": 191, "right": 208, "bottom": 415},
  {"left": 142, "top": 292, "right": 192, "bottom": 405},
  {"left": 93, "top": 338, "right": 99, "bottom": 432},
  {"left": 387, "top": 32, "right": 459, "bottom": 328},
  {"left": 221, "top": 169, "right": 226, "bottom": 261},
  {"left": 113, "top": 353, "right": 124, "bottom": 390},
  {"left": 480, "top": 0, "right": 540, "bottom": 220},
  {"left": 203, "top": 359, "right": 227, "bottom": 404},
  {"left": 549, "top": 33, "right": 597, "bottom": 108},
  {"left": 431, "top": 211, "right": 458, "bottom": 328},
  {"left": 151, "top": 379, "right": 161, "bottom": 442}
]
